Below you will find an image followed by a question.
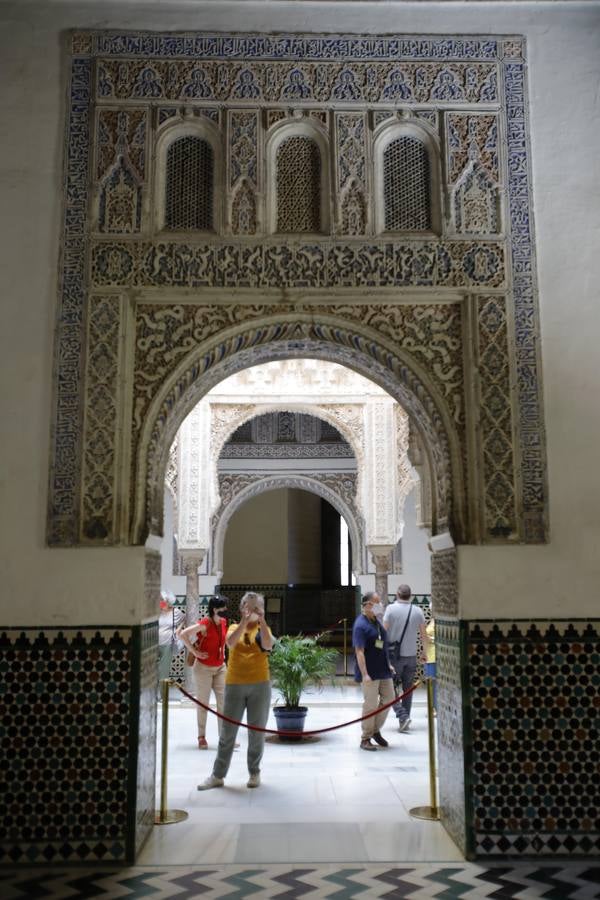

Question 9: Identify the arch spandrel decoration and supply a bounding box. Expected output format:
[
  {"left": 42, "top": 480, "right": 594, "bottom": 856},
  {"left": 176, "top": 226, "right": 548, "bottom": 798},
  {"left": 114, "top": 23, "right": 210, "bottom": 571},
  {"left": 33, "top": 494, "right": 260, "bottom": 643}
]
[
  {"left": 50, "top": 31, "right": 547, "bottom": 550},
  {"left": 211, "top": 473, "right": 365, "bottom": 577}
]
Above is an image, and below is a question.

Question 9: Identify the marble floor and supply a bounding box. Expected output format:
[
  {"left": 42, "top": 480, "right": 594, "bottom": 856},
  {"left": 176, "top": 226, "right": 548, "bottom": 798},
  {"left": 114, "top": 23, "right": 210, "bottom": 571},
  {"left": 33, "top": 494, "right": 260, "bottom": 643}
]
[
  {"left": 4, "top": 685, "right": 599, "bottom": 897},
  {"left": 140, "top": 682, "right": 463, "bottom": 865}
]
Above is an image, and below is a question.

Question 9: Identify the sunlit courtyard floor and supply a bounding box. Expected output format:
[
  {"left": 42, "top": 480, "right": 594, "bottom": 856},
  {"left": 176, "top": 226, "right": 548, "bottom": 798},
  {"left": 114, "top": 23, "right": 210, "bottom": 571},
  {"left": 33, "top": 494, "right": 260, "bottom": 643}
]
[{"left": 140, "top": 682, "right": 463, "bottom": 865}]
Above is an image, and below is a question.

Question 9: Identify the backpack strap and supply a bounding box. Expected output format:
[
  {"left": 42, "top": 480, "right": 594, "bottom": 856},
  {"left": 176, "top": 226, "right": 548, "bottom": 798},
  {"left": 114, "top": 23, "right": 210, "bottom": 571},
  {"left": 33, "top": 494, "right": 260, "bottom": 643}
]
[{"left": 395, "top": 604, "right": 413, "bottom": 655}]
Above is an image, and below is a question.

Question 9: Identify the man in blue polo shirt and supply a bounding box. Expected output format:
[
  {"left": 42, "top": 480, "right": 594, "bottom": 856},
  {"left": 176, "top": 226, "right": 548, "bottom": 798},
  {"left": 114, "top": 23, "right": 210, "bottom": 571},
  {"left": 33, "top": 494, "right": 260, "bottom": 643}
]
[{"left": 352, "top": 592, "right": 395, "bottom": 751}]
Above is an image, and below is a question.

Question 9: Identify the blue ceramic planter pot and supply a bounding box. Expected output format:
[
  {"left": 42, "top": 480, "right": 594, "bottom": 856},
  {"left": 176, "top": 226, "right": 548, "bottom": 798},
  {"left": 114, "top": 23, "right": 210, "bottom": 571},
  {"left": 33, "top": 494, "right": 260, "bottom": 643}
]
[{"left": 273, "top": 705, "right": 308, "bottom": 741}]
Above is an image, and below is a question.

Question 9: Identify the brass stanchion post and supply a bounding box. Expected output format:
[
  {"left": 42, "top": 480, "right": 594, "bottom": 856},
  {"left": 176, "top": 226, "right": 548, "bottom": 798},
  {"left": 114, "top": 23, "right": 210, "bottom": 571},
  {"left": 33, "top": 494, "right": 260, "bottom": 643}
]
[
  {"left": 342, "top": 618, "right": 348, "bottom": 676},
  {"left": 409, "top": 676, "right": 440, "bottom": 821},
  {"left": 155, "top": 679, "right": 188, "bottom": 825}
]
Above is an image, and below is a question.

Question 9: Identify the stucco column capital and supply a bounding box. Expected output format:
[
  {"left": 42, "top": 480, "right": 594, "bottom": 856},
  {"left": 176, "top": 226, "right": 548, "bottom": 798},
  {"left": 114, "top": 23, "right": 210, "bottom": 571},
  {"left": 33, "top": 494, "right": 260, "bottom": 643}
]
[{"left": 180, "top": 550, "right": 206, "bottom": 574}]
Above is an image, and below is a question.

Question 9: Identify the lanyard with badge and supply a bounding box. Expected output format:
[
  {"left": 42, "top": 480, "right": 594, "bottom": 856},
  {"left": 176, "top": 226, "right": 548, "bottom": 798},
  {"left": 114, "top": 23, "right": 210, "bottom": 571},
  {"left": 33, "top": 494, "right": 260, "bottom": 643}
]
[{"left": 374, "top": 620, "right": 385, "bottom": 650}]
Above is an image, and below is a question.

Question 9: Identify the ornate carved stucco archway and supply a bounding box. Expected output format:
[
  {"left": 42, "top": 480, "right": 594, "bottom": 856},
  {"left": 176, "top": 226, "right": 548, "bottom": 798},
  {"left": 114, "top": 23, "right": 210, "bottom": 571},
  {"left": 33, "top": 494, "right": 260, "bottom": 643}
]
[
  {"left": 208, "top": 400, "right": 367, "bottom": 522},
  {"left": 211, "top": 473, "right": 365, "bottom": 577},
  {"left": 38, "top": 29, "right": 552, "bottom": 867},
  {"left": 133, "top": 313, "right": 462, "bottom": 546}
]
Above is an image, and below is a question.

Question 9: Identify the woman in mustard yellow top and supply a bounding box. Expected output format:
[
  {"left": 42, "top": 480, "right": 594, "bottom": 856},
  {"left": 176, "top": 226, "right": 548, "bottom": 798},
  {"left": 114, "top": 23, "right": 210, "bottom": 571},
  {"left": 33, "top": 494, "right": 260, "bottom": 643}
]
[{"left": 198, "top": 592, "right": 273, "bottom": 791}]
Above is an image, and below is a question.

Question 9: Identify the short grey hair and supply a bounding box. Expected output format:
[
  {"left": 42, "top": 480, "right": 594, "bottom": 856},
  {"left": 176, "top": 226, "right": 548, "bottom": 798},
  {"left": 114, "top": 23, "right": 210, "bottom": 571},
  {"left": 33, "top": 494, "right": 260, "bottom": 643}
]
[
  {"left": 397, "top": 584, "right": 412, "bottom": 599},
  {"left": 240, "top": 591, "right": 265, "bottom": 612}
]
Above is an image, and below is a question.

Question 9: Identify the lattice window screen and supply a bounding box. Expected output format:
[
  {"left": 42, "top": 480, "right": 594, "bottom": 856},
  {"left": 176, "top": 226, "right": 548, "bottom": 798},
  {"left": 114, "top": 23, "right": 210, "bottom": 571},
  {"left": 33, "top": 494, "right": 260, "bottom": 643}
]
[
  {"left": 276, "top": 137, "right": 322, "bottom": 233},
  {"left": 383, "top": 136, "right": 431, "bottom": 231},
  {"left": 165, "top": 136, "right": 214, "bottom": 230}
]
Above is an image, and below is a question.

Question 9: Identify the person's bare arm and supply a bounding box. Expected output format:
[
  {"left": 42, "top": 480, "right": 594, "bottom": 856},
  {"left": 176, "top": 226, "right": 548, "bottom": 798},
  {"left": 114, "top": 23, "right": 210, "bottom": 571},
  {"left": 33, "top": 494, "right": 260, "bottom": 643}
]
[
  {"left": 179, "top": 622, "right": 208, "bottom": 660},
  {"left": 257, "top": 611, "right": 273, "bottom": 650},
  {"left": 226, "top": 610, "right": 252, "bottom": 649},
  {"left": 355, "top": 647, "right": 371, "bottom": 682}
]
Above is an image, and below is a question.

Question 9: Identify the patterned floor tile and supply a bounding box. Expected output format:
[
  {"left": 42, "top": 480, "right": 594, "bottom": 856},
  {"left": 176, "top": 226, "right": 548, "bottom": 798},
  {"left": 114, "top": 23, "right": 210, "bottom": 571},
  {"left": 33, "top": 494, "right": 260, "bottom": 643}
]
[{"left": 1, "top": 864, "right": 599, "bottom": 899}]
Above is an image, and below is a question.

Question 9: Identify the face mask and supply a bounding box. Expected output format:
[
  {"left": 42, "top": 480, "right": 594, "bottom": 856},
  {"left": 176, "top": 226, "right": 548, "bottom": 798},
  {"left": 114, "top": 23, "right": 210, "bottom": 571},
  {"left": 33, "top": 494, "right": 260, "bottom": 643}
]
[{"left": 372, "top": 603, "right": 384, "bottom": 617}]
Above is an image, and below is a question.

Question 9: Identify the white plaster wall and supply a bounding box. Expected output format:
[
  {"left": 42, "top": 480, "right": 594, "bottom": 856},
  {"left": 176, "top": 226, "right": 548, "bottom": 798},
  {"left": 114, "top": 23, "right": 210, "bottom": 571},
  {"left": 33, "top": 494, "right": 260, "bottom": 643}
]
[
  {"left": 1, "top": 2, "right": 599, "bottom": 626},
  {"left": 389, "top": 489, "right": 432, "bottom": 597},
  {"left": 159, "top": 488, "right": 186, "bottom": 599},
  {"left": 287, "top": 489, "right": 322, "bottom": 584},
  {"left": 222, "top": 489, "right": 289, "bottom": 583}
]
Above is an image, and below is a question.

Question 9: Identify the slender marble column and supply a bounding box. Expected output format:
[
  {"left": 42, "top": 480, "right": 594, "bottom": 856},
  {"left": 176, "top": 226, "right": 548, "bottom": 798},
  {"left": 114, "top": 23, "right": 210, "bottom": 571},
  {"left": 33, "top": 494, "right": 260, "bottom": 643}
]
[{"left": 181, "top": 551, "right": 205, "bottom": 690}]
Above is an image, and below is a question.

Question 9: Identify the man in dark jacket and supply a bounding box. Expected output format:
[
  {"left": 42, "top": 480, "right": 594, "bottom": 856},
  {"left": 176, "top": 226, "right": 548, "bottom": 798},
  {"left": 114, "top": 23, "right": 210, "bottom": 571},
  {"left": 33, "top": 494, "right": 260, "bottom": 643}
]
[{"left": 352, "top": 592, "right": 395, "bottom": 751}]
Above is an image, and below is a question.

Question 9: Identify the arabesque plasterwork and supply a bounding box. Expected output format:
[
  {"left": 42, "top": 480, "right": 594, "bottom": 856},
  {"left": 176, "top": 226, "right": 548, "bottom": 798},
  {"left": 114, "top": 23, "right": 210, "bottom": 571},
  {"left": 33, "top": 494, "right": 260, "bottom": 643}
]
[{"left": 49, "top": 30, "right": 546, "bottom": 552}]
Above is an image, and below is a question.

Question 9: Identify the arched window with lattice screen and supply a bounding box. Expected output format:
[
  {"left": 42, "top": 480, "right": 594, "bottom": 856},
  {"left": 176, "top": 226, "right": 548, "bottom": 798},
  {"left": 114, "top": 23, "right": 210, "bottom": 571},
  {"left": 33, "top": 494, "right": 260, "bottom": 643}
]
[
  {"left": 276, "top": 136, "right": 322, "bottom": 233},
  {"left": 383, "top": 136, "right": 431, "bottom": 232},
  {"left": 165, "top": 136, "right": 214, "bottom": 231}
]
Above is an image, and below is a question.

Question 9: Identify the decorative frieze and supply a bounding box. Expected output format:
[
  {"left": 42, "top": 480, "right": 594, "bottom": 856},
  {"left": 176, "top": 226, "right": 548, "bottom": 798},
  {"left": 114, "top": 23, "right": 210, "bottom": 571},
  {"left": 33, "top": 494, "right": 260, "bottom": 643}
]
[
  {"left": 95, "top": 59, "right": 499, "bottom": 105},
  {"left": 91, "top": 238, "right": 506, "bottom": 290}
]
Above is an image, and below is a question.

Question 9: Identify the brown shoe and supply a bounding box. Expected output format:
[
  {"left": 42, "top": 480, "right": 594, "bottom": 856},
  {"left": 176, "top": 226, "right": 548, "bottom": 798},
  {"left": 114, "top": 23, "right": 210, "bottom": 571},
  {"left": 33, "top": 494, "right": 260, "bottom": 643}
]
[
  {"left": 198, "top": 736, "right": 208, "bottom": 749},
  {"left": 360, "top": 738, "right": 378, "bottom": 751},
  {"left": 372, "top": 731, "right": 389, "bottom": 747}
]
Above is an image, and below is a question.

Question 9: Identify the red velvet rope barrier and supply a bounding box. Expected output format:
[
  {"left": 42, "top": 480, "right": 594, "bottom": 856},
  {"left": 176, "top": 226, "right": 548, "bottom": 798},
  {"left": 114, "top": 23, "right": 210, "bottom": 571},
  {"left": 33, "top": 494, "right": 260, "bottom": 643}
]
[{"left": 172, "top": 680, "right": 421, "bottom": 737}]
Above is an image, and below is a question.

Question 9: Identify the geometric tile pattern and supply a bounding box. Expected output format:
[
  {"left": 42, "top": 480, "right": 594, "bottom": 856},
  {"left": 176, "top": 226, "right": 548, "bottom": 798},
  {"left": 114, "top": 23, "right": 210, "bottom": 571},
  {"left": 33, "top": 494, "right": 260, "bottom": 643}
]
[
  {"left": 0, "top": 628, "right": 137, "bottom": 864},
  {"left": 436, "top": 619, "right": 468, "bottom": 856},
  {"left": 467, "top": 620, "right": 600, "bottom": 856},
  {"left": 2, "top": 862, "right": 599, "bottom": 897}
]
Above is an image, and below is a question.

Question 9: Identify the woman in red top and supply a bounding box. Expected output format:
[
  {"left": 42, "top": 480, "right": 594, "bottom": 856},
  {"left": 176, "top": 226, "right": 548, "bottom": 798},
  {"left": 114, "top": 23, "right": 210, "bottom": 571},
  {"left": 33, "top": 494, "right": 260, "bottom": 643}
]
[{"left": 180, "top": 597, "right": 228, "bottom": 749}]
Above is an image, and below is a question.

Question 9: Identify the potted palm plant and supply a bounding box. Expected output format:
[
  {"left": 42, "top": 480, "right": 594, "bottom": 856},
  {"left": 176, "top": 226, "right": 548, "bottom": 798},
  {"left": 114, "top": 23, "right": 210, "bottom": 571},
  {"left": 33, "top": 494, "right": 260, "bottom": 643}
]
[{"left": 269, "top": 634, "right": 338, "bottom": 741}]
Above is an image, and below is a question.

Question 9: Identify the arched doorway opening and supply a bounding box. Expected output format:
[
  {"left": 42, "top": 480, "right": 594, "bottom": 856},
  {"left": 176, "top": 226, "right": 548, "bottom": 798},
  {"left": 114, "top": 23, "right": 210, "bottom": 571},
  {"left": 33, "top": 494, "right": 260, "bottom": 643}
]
[
  {"left": 147, "top": 348, "right": 461, "bottom": 865},
  {"left": 141, "top": 328, "right": 462, "bottom": 844},
  {"left": 219, "top": 485, "right": 359, "bottom": 651}
]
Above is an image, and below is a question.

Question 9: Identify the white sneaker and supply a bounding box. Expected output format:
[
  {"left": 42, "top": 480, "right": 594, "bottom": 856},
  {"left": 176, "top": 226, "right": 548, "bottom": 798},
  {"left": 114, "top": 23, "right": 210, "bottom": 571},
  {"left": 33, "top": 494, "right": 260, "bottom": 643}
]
[
  {"left": 197, "top": 774, "right": 224, "bottom": 791},
  {"left": 247, "top": 772, "right": 261, "bottom": 788}
]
